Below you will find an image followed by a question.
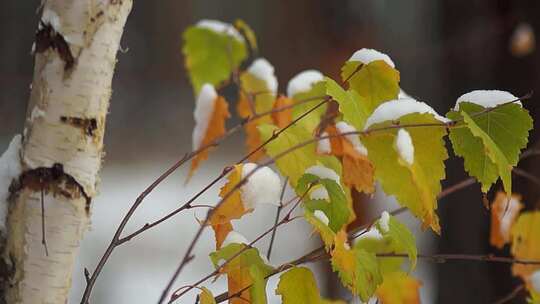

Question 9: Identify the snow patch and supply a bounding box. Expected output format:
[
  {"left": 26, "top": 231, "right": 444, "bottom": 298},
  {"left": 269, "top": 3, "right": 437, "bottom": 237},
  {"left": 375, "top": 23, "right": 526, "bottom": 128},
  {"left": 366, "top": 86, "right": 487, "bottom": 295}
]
[
  {"left": 455, "top": 90, "right": 521, "bottom": 110},
  {"left": 395, "top": 129, "right": 414, "bottom": 165},
  {"left": 379, "top": 211, "right": 390, "bottom": 233},
  {"left": 196, "top": 19, "right": 244, "bottom": 42},
  {"left": 192, "top": 84, "right": 217, "bottom": 150},
  {"left": 356, "top": 227, "right": 383, "bottom": 241},
  {"left": 241, "top": 163, "right": 281, "bottom": 209},
  {"left": 317, "top": 132, "right": 331, "bottom": 154},
  {"left": 531, "top": 270, "right": 540, "bottom": 293},
  {"left": 349, "top": 48, "right": 395, "bottom": 68},
  {"left": 41, "top": 8, "right": 61, "bottom": 32},
  {"left": 365, "top": 98, "right": 449, "bottom": 129},
  {"left": 305, "top": 165, "right": 340, "bottom": 185},
  {"left": 309, "top": 186, "right": 329, "bottom": 201},
  {"left": 30, "top": 106, "right": 45, "bottom": 122},
  {"left": 0, "top": 135, "right": 22, "bottom": 232},
  {"left": 221, "top": 230, "right": 249, "bottom": 247},
  {"left": 247, "top": 58, "right": 278, "bottom": 94},
  {"left": 313, "top": 210, "right": 329, "bottom": 226},
  {"left": 335, "top": 121, "right": 368, "bottom": 156},
  {"left": 287, "top": 70, "right": 324, "bottom": 97}
]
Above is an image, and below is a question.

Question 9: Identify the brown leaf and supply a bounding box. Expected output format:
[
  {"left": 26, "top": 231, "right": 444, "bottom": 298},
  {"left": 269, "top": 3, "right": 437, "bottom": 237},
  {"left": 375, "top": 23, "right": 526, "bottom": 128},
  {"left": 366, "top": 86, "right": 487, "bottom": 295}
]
[{"left": 490, "top": 192, "right": 523, "bottom": 249}]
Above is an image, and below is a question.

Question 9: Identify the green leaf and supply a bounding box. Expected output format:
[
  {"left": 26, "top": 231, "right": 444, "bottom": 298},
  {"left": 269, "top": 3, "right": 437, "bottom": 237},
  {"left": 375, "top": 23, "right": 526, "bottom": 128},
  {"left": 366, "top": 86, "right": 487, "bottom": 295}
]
[
  {"left": 384, "top": 215, "right": 417, "bottom": 270},
  {"left": 325, "top": 76, "right": 369, "bottom": 130},
  {"left": 290, "top": 81, "right": 328, "bottom": 133},
  {"left": 210, "top": 244, "right": 274, "bottom": 304},
  {"left": 182, "top": 25, "right": 247, "bottom": 93},
  {"left": 332, "top": 231, "right": 383, "bottom": 302},
  {"left": 240, "top": 69, "right": 276, "bottom": 114},
  {"left": 341, "top": 60, "right": 400, "bottom": 115},
  {"left": 276, "top": 267, "right": 345, "bottom": 304},
  {"left": 362, "top": 113, "right": 448, "bottom": 233},
  {"left": 447, "top": 102, "right": 532, "bottom": 193},
  {"left": 199, "top": 287, "right": 217, "bottom": 304},
  {"left": 234, "top": 19, "right": 257, "bottom": 53},
  {"left": 297, "top": 173, "right": 350, "bottom": 233}
]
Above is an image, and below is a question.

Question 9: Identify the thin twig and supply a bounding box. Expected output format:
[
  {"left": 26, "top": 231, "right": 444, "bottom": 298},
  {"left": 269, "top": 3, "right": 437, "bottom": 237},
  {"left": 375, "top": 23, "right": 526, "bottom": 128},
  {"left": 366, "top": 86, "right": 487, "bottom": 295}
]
[
  {"left": 492, "top": 284, "right": 525, "bottom": 304},
  {"left": 267, "top": 177, "right": 288, "bottom": 260},
  {"left": 377, "top": 253, "right": 540, "bottom": 265}
]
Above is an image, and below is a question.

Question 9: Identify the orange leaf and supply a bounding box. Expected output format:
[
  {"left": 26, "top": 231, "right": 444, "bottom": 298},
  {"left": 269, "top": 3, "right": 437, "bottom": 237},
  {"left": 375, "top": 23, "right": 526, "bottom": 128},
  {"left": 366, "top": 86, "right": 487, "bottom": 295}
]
[
  {"left": 237, "top": 91, "right": 271, "bottom": 161},
  {"left": 271, "top": 96, "right": 293, "bottom": 128},
  {"left": 325, "top": 124, "right": 375, "bottom": 194},
  {"left": 376, "top": 272, "right": 422, "bottom": 304},
  {"left": 209, "top": 164, "right": 252, "bottom": 249},
  {"left": 511, "top": 211, "right": 540, "bottom": 281},
  {"left": 189, "top": 95, "right": 230, "bottom": 178},
  {"left": 490, "top": 192, "right": 523, "bottom": 249}
]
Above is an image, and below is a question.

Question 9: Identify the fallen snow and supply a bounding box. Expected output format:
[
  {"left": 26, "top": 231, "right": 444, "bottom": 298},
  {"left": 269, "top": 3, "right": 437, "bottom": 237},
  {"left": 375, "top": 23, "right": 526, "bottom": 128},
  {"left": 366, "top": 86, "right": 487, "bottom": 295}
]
[
  {"left": 395, "top": 129, "right": 414, "bottom": 166},
  {"left": 247, "top": 58, "right": 278, "bottom": 94},
  {"left": 349, "top": 48, "right": 395, "bottom": 68},
  {"left": 305, "top": 165, "right": 340, "bottom": 185},
  {"left": 0, "top": 135, "right": 22, "bottom": 232},
  {"left": 196, "top": 19, "right": 244, "bottom": 42},
  {"left": 455, "top": 90, "right": 521, "bottom": 110},
  {"left": 41, "top": 8, "right": 61, "bottom": 32},
  {"left": 286, "top": 70, "right": 323, "bottom": 97},
  {"left": 317, "top": 132, "right": 331, "bottom": 154},
  {"left": 365, "top": 98, "right": 449, "bottom": 129},
  {"left": 499, "top": 196, "right": 522, "bottom": 240},
  {"left": 313, "top": 210, "right": 329, "bottom": 226},
  {"left": 309, "top": 186, "right": 329, "bottom": 201},
  {"left": 192, "top": 84, "right": 217, "bottom": 150},
  {"left": 531, "top": 270, "right": 540, "bottom": 293},
  {"left": 335, "top": 121, "right": 368, "bottom": 156},
  {"left": 241, "top": 163, "right": 281, "bottom": 209},
  {"left": 379, "top": 211, "right": 390, "bottom": 233}
]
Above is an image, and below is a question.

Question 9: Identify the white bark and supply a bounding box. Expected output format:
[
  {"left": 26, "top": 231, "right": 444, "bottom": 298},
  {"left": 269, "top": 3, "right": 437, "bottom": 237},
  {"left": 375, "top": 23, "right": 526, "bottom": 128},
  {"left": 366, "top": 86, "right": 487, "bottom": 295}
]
[{"left": 1, "top": 0, "right": 132, "bottom": 303}]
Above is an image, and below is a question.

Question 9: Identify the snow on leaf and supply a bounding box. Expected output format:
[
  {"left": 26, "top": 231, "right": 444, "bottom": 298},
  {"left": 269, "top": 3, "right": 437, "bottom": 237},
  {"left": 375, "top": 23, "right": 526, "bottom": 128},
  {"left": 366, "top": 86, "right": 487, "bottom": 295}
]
[
  {"left": 325, "top": 76, "right": 369, "bottom": 130},
  {"left": 297, "top": 170, "right": 351, "bottom": 233},
  {"left": 276, "top": 267, "right": 346, "bottom": 304},
  {"left": 454, "top": 90, "right": 522, "bottom": 110},
  {"left": 349, "top": 48, "right": 396, "bottom": 68},
  {"left": 363, "top": 113, "right": 448, "bottom": 233},
  {"left": 210, "top": 243, "right": 274, "bottom": 304},
  {"left": 199, "top": 287, "right": 217, "bottom": 304},
  {"left": 324, "top": 123, "right": 375, "bottom": 194},
  {"left": 531, "top": 270, "right": 540, "bottom": 294},
  {"left": 447, "top": 101, "right": 532, "bottom": 193},
  {"left": 331, "top": 231, "right": 383, "bottom": 301},
  {"left": 189, "top": 84, "right": 231, "bottom": 178},
  {"left": 510, "top": 211, "right": 540, "bottom": 281},
  {"left": 395, "top": 129, "right": 414, "bottom": 166},
  {"left": 365, "top": 98, "right": 448, "bottom": 129},
  {"left": 287, "top": 71, "right": 327, "bottom": 132},
  {"left": 375, "top": 271, "right": 421, "bottom": 304},
  {"left": 182, "top": 20, "right": 247, "bottom": 93},
  {"left": 241, "top": 163, "right": 282, "bottom": 208},
  {"left": 0, "top": 135, "right": 22, "bottom": 232},
  {"left": 237, "top": 58, "right": 278, "bottom": 161},
  {"left": 341, "top": 58, "right": 400, "bottom": 116},
  {"left": 271, "top": 96, "right": 294, "bottom": 128},
  {"left": 490, "top": 192, "right": 523, "bottom": 249},
  {"left": 317, "top": 132, "right": 331, "bottom": 155}
]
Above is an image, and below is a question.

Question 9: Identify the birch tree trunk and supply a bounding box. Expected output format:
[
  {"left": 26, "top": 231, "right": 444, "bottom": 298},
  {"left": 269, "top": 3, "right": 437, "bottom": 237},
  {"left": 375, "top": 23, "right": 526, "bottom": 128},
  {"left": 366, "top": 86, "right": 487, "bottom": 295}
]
[{"left": 0, "top": 0, "right": 132, "bottom": 303}]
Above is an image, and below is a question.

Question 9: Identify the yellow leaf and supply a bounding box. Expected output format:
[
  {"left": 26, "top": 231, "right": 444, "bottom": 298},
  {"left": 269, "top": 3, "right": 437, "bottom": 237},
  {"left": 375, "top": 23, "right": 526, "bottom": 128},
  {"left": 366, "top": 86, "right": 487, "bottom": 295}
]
[
  {"left": 490, "top": 192, "right": 523, "bottom": 249},
  {"left": 376, "top": 271, "right": 421, "bottom": 304},
  {"left": 210, "top": 165, "right": 252, "bottom": 249},
  {"left": 199, "top": 287, "right": 217, "bottom": 304},
  {"left": 511, "top": 211, "right": 540, "bottom": 281},
  {"left": 272, "top": 96, "right": 293, "bottom": 128},
  {"left": 189, "top": 95, "right": 230, "bottom": 178}
]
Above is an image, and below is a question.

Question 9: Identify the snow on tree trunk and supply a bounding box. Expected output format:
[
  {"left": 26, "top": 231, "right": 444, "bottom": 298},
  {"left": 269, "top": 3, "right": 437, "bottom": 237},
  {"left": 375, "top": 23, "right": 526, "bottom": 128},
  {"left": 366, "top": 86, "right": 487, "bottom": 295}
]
[{"left": 0, "top": 0, "right": 132, "bottom": 303}]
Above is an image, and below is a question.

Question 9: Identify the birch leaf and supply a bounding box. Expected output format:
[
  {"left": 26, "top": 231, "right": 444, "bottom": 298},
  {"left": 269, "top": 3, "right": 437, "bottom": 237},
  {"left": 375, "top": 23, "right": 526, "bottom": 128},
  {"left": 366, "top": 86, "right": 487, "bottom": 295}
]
[
  {"left": 234, "top": 19, "right": 257, "bottom": 52},
  {"left": 210, "top": 244, "right": 274, "bottom": 304},
  {"left": 325, "top": 76, "right": 369, "bottom": 130},
  {"left": 490, "top": 192, "right": 523, "bottom": 249},
  {"left": 276, "top": 267, "right": 345, "bottom": 304},
  {"left": 183, "top": 22, "right": 247, "bottom": 93},
  {"left": 363, "top": 113, "right": 448, "bottom": 233},
  {"left": 447, "top": 102, "right": 532, "bottom": 193},
  {"left": 272, "top": 96, "right": 294, "bottom": 128},
  {"left": 510, "top": 211, "right": 540, "bottom": 280},
  {"left": 289, "top": 75, "right": 327, "bottom": 133},
  {"left": 375, "top": 271, "right": 421, "bottom": 304},
  {"left": 341, "top": 60, "right": 400, "bottom": 114},
  {"left": 199, "top": 287, "right": 217, "bottom": 304}
]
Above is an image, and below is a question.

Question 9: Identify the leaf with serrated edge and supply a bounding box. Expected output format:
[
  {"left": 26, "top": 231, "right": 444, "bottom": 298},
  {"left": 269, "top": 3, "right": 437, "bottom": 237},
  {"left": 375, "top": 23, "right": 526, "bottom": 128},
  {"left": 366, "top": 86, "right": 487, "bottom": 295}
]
[
  {"left": 276, "top": 267, "right": 346, "bottom": 304},
  {"left": 375, "top": 271, "right": 421, "bottom": 304},
  {"left": 363, "top": 113, "right": 448, "bottom": 233},
  {"left": 325, "top": 77, "right": 369, "bottom": 130},
  {"left": 290, "top": 81, "right": 328, "bottom": 133},
  {"left": 510, "top": 211, "right": 540, "bottom": 281}
]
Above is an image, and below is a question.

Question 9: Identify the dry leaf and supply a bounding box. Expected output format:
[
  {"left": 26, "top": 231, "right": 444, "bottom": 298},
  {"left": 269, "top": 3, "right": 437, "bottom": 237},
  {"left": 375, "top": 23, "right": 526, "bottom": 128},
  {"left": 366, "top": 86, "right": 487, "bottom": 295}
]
[{"left": 490, "top": 192, "right": 523, "bottom": 249}]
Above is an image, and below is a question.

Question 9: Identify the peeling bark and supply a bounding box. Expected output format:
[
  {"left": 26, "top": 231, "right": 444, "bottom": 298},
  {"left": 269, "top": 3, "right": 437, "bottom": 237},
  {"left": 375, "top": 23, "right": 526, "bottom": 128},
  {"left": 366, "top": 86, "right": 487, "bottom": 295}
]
[{"left": 0, "top": 0, "right": 132, "bottom": 302}]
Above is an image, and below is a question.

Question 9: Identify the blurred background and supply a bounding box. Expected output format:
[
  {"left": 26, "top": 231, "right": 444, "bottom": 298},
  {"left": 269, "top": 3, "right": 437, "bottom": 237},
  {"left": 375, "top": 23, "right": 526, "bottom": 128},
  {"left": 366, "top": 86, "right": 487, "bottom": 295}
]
[{"left": 1, "top": 0, "right": 540, "bottom": 303}]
